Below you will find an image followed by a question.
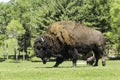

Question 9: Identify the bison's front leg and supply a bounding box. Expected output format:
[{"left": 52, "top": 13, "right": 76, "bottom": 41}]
[
  {"left": 69, "top": 48, "right": 79, "bottom": 67},
  {"left": 53, "top": 57, "right": 64, "bottom": 67}
]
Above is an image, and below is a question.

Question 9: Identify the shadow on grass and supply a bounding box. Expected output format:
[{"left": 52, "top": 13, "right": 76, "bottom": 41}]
[
  {"left": 31, "top": 58, "right": 56, "bottom": 63},
  {"left": 109, "top": 57, "right": 120, "bottom": 60},
  {"left": 35, "top": 66, "right": 54, "bottom": 68},
  {"left": 35, "top": 65, "right": 90, "bottom": 69},
  {"left": 0, "top": 57, "right": 5, "bottom": 62},
  {"left": 31, "top": 60, "right": 42, "bottom": 62}
]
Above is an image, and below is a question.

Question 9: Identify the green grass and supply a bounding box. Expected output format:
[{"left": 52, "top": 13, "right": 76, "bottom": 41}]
[{"left": 0, "top": 60, "right": 120, "bottom": 80}]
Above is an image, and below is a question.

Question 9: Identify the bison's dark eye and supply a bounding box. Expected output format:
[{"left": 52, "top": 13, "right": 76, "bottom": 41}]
[
  {"left": 42, "top": 46, "right": 46, "bottom": 50},
  {"left": 36, "top": 46, "right": 40, "bottom": 50}
]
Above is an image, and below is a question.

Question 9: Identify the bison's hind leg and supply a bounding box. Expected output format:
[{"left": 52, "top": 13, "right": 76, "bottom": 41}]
[
  {"left": 99, "top": 46, "right": 106, "bottom": 66},
  {"left": 93, "top": 46, "right": 106, "bottom": 66},
  {"left": 86, "top": 56, "right": 95, "bottom": 66},
  {"left": 101, "top": 50, "right": 106, "bottom": 66}
]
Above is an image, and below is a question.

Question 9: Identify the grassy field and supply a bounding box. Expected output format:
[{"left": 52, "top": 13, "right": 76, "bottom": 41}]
[{"left": 0, "top": 60, "right": 120, "bottom": 80}]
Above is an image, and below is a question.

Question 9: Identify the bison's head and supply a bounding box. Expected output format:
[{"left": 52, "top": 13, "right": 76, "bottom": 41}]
[{"left": 34, "top": 35, "right": 53, "bottom": 64}]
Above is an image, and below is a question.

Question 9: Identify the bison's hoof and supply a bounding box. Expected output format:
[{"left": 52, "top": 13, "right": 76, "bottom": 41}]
[
  {"left": 93, "top": 64, "right": 98, "bottom": 67},
  {"left": 102, "top": 62, "right": 106, "bottom": 66}
]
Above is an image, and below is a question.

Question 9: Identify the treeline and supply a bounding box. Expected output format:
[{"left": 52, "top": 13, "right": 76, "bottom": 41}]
[{"left": 0, "top": 0, "right": 120, "bottom": 56}]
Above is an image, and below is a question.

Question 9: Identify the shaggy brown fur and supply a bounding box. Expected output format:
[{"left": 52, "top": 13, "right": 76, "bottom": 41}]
[
  {"left": 47, "top": 21, "right": 105, "bottom": 47},
  {"left": 47, "top": 21, "right": 76, "bottom": 46}
]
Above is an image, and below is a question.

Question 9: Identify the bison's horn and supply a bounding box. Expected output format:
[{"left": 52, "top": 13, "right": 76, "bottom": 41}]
[{"left": 41, "top": 37, "right": 44, "bottom": 42}]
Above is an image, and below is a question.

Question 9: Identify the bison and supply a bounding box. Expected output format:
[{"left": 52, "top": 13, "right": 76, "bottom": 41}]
[{"left": 34, "top": 21, "right": 106, "bottom": 67}]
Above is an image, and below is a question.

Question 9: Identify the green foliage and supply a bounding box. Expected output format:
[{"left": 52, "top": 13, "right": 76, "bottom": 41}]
[
  {"left": 0, "top": 2, "right": 14, "bottom": 33},
  {"left": 0, "top": 33, "right": 5, "bottom": 45},
  {"left": 110, "top": 0, "right": 120, "bottom": 54},
  {"left": 30, "top": 0, "right": 111, "bottom": 34},
  {"left": 6, "top": 19, "right": 25, "bottom": 38},
  {"left": 81, "top": 0, "right": 111, "bottom": 32},
  {"left": 0, "top": 38, "right": 18, "bottom": 57}
]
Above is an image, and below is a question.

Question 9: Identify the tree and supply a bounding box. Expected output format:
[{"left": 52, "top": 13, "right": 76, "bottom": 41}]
[
  {"left": 0, "top": 33, "right": 5, "bottom": 45},
  {"left": 0, "top": 2, "right": 14, "bottom": 46},
  {"left": 110, "top": 0, "right": 120, "bottom": 55},
  {"left": 30, "top": 0, "right": 111, "bottom": 34},
  {"left": 80, "top": 0, "right": 111, "bottom": 32},
  {"left": 0, "top": 2, "right": 14, "bottom": 33},
  {"left": 6, "top": 19, "right": 25, "bottom": 38},
  {"left": 31, "top": 0, "right": 85, "bottom": 34}
]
